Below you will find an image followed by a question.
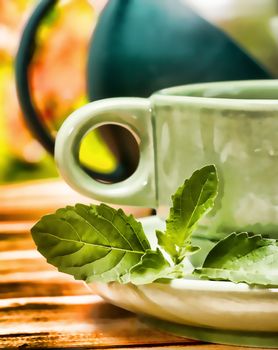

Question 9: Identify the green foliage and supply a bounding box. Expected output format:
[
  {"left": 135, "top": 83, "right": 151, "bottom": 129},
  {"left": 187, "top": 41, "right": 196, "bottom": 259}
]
[
  {"left": 195, "top": 232, "right": 278, "bottom": 286},
  {"left": 31, "top": 165, "right": 278, "bottom": 287},
  {"left": 32, "top": 203, "right": 151, "bottom": 283},
  {"left": 157, "top": 165, "right": 218, "bottom": 263}
]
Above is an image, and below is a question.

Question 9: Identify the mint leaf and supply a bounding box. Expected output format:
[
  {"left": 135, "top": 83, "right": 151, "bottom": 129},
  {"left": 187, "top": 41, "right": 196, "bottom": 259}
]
[
  {"left": 195, "top": 232, "right": 278, "bottom": 286},
  {"left": 157, "top": 165, "right": 218, "bottom": 263},
  {"left": 31, "top": 203, "right": 155, "bottom": 284},
  {"left": 130, "top": 249, "right": 184, "bottom": 285}
]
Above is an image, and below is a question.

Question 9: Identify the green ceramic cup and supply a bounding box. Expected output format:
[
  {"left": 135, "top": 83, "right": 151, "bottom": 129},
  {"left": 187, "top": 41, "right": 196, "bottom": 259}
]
[{"left": 55, "top": 80, "right": 278, "bottom": 236}]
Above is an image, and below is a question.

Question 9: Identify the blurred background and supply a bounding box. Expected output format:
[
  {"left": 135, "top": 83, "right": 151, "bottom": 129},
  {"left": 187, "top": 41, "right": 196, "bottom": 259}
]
[
  {"left": 1, "top": 0, "right": 278, "bottom": 185},
  {"left": 0, "top": 0, "right": 114, "bottom": 184}
]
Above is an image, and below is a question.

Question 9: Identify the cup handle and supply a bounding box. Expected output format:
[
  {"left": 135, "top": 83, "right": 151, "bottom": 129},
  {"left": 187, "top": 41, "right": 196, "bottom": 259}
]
[{"left": 55, "top": 97, "right": 156, "bottom": 207}]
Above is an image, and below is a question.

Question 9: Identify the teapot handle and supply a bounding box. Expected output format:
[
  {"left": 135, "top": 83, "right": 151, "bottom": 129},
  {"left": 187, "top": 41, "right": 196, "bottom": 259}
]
[
  {"left": 15, "top": 0, "right": 124, "bottom": 183},
  {"left": 15, "top": 0, "right": 57, "bottom": 155}
]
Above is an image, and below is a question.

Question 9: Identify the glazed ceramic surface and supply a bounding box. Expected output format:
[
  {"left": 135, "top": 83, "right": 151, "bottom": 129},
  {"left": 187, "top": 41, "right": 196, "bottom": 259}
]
[
  {"left": 90, "top": 280, "right": 278, "bottom": 332},
  {"left": 87, "top": 216, "right": 278, "bottom": 347}
]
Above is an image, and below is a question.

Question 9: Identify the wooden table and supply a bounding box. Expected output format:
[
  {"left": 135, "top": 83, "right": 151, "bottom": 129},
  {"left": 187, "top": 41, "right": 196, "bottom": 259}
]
[{"left": 0, "top": 180, "right": 268, "bottom": 349}]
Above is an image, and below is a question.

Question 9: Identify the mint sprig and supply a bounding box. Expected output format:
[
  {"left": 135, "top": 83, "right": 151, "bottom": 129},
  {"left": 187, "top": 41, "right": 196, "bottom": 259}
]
[
  {"left": 31, "top": 165, "right": 278, "bottom": 287},
  {"left": 156, "top": 165, "right": 218, "bottom": 264},
  {"left": 31, "top": 203, "right": 179, "bottom": 284}
]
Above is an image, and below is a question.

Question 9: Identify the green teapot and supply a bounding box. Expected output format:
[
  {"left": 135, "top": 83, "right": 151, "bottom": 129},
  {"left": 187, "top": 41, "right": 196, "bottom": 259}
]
[{"left": 16, "top": 0, "right": 271, "bottom": 181}]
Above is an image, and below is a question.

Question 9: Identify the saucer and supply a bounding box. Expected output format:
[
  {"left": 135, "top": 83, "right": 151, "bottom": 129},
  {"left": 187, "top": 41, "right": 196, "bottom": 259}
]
[{"left": 87, "top": 215, "right": 278, "bottom": 348}]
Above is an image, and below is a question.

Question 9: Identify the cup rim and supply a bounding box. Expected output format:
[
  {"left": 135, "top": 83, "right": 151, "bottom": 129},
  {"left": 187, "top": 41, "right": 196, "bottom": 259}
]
[{"left": 153, "top": 79, "right": 278, "bottom": 109}]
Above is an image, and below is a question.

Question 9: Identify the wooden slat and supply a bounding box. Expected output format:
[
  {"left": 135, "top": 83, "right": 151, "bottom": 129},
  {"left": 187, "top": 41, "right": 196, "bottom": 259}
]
[
  {"left": 0, "top": 221, "right": 35, "bottom": 234},
  {"left": 0, "top": 179, "right": 152, "bottom": 220},
  {"left": 0, "top": 280, "right": 89, "bottom": 299},
  {"left": 0, "top": 248, "right": 90, "bottom": 299},
  {"left": 0, "top": 221, "right": 35, "bottom": 253},
  {"left": 0, "top": 295, "right": 195, "bottom": 349},
  {"left": 0, "top": 234, "right": 34, "bottom": 252},
  {"left": 0, "top": 250, "right": 55, "bottom": 275}
]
